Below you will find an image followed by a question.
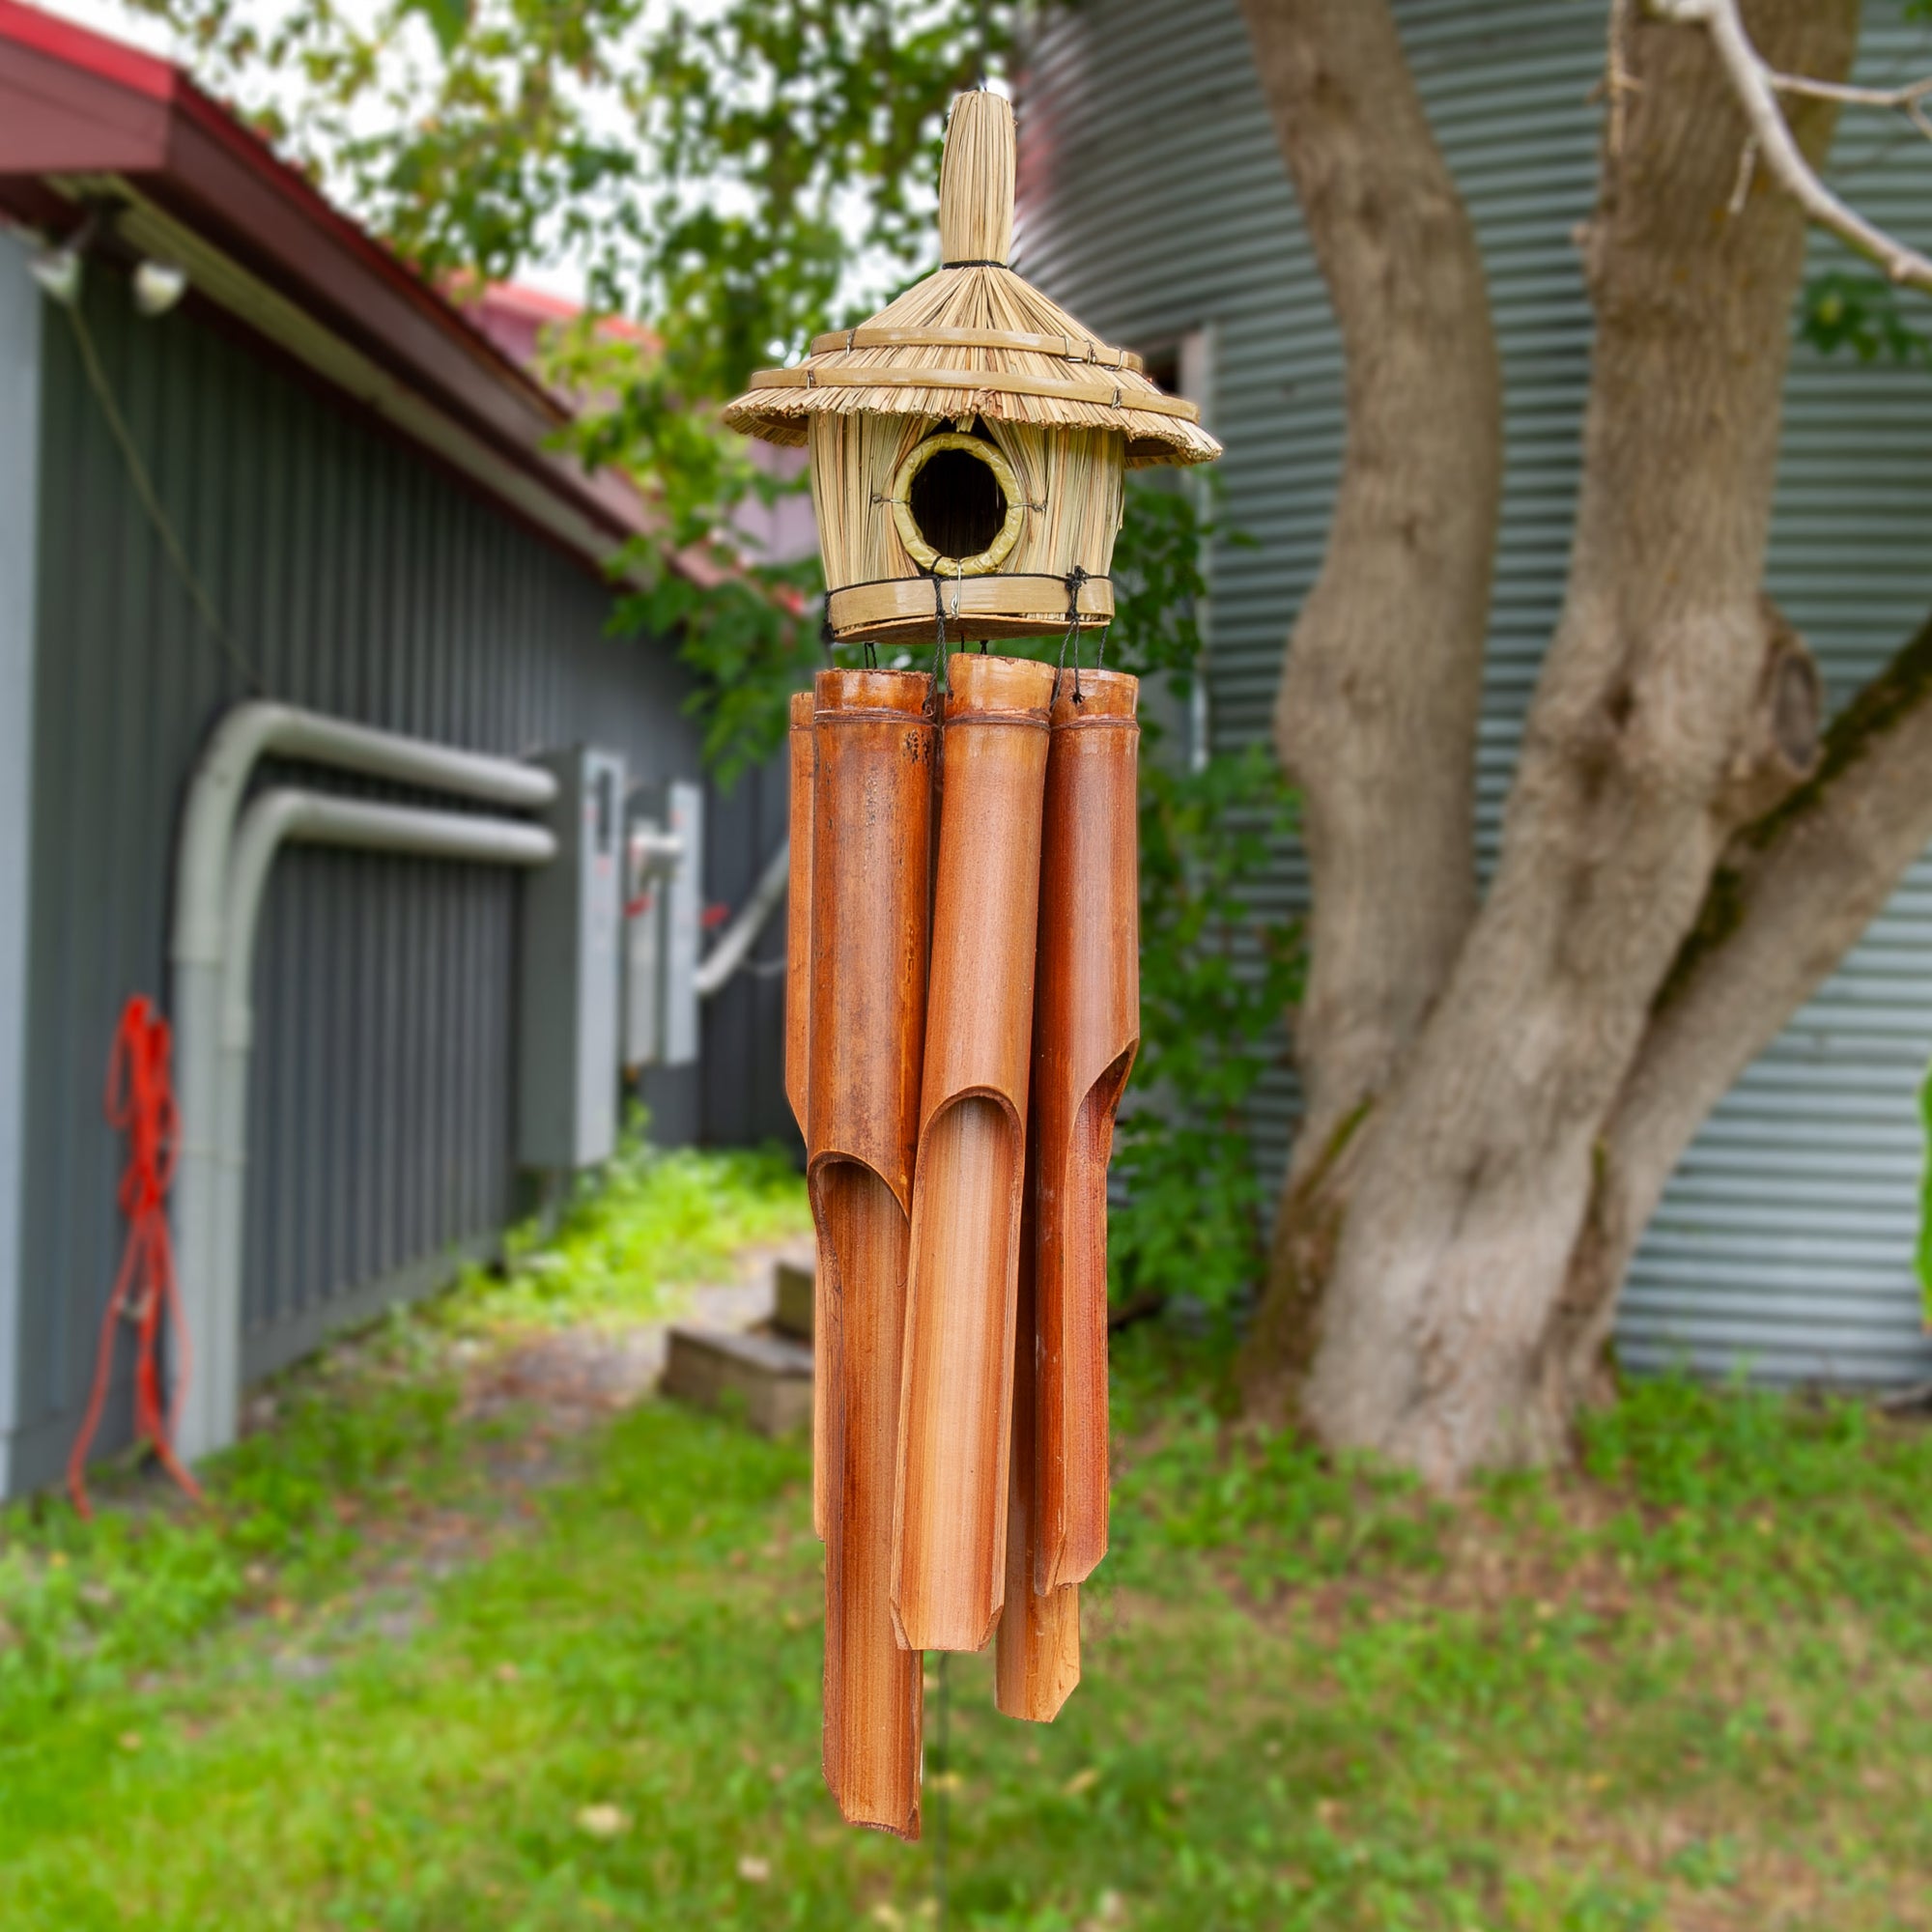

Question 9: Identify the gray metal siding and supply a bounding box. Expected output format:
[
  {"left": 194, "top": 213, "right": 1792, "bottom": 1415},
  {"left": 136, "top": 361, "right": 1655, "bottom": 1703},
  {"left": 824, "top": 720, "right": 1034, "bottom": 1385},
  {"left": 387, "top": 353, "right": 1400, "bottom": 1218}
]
[
  {"left": 701, "top": 755, "right": 798, "bottom": 1153},
  {"left": 8, "top": 266, "right": 717, "bottom": 1494},
  {"left": 1020, "top": 0, "right": 1932, "bottom": 1386}
]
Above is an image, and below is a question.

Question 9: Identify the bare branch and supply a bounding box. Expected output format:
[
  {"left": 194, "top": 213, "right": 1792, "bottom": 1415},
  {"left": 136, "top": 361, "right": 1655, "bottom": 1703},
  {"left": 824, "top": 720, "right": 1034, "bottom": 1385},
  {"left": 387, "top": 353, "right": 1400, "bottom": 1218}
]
[
  {"left": 1764, "top": 71, "right": 1932, "bottom": 113},
  {"left": 1653, "top": 0, "right": 1932, "bottom": 290}
]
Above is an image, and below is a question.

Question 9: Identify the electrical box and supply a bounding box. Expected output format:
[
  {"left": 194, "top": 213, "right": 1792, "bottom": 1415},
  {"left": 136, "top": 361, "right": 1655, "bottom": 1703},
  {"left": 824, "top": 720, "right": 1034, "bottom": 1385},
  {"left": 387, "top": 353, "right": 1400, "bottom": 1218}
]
[
  {"left": 518, "top": 746, "right": 625, "bottom": 1169},
  {"left": 622, "top": 797, "right": 681, "bottom": 1070},
  {"left": 663, "top": 780, "right": 703, "bottom": 1068},
  {"left": 620, "top": 779, "right": 702, "bottom": 1071}
]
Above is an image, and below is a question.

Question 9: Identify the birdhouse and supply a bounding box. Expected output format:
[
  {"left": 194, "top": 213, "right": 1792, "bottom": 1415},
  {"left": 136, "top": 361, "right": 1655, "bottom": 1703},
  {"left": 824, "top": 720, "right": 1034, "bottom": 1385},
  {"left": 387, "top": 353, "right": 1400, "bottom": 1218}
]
[{"left": 724, "top": 91, "right": 1221, "bottom": 647}]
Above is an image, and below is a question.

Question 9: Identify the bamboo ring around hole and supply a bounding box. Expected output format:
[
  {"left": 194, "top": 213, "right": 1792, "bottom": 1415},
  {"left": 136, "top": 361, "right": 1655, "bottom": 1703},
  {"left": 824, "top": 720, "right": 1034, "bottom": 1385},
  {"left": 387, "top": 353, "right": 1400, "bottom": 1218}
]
[{"left": 890, "top": 432, "right": 1024, "bottom": 578}]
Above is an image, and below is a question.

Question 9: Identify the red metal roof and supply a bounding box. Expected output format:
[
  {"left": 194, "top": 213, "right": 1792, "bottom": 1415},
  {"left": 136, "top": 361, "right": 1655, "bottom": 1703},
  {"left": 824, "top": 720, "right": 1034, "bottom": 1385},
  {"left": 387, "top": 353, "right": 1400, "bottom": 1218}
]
[{"left": 0, "top": 0, "right": 665, "bottom": 572}]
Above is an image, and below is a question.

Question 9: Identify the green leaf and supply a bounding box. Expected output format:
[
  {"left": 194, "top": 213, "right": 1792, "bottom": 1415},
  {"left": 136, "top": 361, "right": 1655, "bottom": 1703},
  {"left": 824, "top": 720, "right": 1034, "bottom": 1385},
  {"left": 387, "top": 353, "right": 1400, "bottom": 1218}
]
[
  {"left": 406, "top": 0, "right": 470, "bottom": 55},
  {"left": 1799, "top": 270, "right": 1932, "bottom": 368}
]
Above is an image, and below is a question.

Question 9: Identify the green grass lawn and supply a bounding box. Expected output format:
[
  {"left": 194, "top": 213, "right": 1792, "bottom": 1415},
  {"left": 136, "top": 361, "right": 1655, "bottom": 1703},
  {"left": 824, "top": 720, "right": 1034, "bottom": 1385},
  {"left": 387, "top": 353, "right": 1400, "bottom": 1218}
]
[{"left": 4, "top": 1147, "right": 1932, "bottom": 1931}]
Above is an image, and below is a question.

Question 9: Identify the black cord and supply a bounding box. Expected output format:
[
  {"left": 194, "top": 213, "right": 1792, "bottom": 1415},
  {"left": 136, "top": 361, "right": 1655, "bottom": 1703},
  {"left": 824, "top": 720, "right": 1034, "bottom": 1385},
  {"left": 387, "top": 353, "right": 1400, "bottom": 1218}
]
[
  {"left": 927, "top": 572, "right": 949, "bottom": 715},
  {"left": 933, "top": 1653, "right": 952, "bottom": 1932},
  {"left": 1050, "top": 565, "right": 1091, "bottom": 709},
  {"left": 67, "top": 303, "right": 264, "bottom": 695}
]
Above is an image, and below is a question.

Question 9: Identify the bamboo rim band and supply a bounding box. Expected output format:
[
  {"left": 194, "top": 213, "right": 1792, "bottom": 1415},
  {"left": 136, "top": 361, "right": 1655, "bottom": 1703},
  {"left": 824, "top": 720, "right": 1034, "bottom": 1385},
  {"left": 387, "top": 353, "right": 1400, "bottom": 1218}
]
[
  {"left": 807, "top": 325, "right": 1145, "bottom": 373},
  {"left": 827, "top": 575, "right": 1114, "bottom": 637},
  {"left": 812, "top": 705, "right": 932, "bottom": 727},
  {"left": 942, "top": 711, "right": 1050, "bottom": 729},
  {"left": 746, "top": 363, "right": 1201, "bottom": 422}
]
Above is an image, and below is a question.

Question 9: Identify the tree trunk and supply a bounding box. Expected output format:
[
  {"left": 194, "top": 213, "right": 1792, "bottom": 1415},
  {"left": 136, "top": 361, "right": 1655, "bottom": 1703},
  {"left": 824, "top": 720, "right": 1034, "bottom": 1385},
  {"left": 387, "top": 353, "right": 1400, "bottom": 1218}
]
[
  {"left": 1236, "top": 0, "right": 1501, "bottom": 1405},
  {"left": 1243, "top": 0, "right": 1861, "bottom": 1480},
  {"left": 1544, "top": 610, "right": 1932, "bottom": 1418}
]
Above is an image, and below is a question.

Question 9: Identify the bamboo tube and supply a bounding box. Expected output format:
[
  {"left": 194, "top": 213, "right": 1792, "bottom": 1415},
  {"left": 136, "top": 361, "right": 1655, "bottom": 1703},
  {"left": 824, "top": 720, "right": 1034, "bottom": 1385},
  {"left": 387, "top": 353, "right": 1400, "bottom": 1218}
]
[
  {"left": 893, "top": 652, "right": 1054, "bottom": 1654},
  {"left": 810, "top": 668, "right": 932, "bottom": 1838},
  {"left": 994, "top": 1118, "right": 1080, "bottom": 1720},
  {"left": 785, "top": 688, "right": 814, "bottom": 1143},
  {"left": 784, "top": 691, "right": 826, "bottom": 1543},
  {"left": 1033, "top": 669, "right": 1140, "bottom": 1593}
]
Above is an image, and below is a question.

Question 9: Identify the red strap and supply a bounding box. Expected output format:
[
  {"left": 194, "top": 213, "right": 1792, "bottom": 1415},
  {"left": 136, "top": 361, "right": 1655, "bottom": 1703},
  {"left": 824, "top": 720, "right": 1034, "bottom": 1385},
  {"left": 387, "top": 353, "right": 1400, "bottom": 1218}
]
[{"left": 68, "top": 996, "right": 202, "bottom": 1519}]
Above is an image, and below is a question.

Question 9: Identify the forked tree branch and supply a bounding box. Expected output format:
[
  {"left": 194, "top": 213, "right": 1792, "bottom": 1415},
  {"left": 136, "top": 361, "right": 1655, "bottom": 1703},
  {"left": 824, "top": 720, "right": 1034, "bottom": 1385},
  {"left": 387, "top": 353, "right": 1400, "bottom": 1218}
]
[{"left": 1653, "top": 0, "right": 1932, "bottom": 290}]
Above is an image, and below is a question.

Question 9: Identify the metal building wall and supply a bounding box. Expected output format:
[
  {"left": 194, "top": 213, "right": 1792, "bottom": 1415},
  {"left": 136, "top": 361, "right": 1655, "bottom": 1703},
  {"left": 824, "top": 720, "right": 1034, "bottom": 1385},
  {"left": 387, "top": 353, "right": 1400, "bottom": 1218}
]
[
  {"left": 1020, "top": 0, "right": 1932, "bottom": 1387},
  {"left": 701, "top": 754, "right": 799, "bottom": 1154},
  {"left": 7, "top": 265, "right": 717, "bottom": 1494}
]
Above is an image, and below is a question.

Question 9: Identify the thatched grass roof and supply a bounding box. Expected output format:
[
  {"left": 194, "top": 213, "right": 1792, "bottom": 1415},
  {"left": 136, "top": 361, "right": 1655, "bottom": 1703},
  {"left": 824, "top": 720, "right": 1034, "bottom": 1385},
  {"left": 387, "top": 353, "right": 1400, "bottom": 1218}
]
[{"left": 724, "top": 93, "right": 1221, "bottom": 471}]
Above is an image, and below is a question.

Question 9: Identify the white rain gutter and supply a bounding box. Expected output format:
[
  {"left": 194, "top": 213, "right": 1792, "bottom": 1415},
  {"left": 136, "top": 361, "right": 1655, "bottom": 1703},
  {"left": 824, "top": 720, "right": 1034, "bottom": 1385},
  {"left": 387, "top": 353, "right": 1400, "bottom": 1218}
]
[
  {"left": 171, "top": 701, "right": 558, "bottom": 1463},
  {"left": 695, "top": 839, "right": 792, "bottom": 1000}
]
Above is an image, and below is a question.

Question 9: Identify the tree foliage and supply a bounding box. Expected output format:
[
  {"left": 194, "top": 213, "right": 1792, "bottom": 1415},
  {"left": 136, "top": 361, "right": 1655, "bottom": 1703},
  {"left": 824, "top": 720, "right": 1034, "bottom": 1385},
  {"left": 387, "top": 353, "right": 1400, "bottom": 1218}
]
[{"left": 128, "top": 0, "right": 1021, "bottom": 774}]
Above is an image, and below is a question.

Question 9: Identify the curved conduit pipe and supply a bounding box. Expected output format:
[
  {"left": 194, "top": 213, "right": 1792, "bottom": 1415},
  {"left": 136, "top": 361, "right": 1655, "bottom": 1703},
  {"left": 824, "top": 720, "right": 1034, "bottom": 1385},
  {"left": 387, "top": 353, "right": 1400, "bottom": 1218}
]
[
  {"left": 196, "top": 792, "right": 554, "bottom": 1456},
  {"left": 694, "top": 838, "right": 792, "bottom": 1000},
  {"left": 172, "top": 702, "right": 557, "bottom": 1463}
]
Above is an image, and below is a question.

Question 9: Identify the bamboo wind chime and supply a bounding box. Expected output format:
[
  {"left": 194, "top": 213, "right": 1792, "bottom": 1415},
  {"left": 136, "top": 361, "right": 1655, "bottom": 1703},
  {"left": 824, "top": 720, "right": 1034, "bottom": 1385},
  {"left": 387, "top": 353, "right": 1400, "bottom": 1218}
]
[{"left": 731, "top": 89, "right": 1220, "bottom": 1838}]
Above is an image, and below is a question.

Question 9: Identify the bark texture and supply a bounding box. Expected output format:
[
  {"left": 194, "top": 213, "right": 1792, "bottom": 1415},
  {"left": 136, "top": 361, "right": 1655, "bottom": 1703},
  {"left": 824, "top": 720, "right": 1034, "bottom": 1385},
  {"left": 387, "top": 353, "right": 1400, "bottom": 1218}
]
[
  {"left": 1243, "top": 0, "right": 1863, "bottom": 1479},
  {"left": 1546, "top": 611, "right": 1932, "bottom": 1417},
  {"left": 1237, "top": 0, "right": 1500, "bottom": 1174}
]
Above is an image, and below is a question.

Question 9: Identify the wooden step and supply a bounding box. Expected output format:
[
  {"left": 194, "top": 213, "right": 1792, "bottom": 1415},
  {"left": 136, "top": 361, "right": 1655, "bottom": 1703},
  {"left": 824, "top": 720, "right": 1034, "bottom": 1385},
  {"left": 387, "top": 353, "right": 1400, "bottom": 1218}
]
[
  {"left": 774, "top": 1258, "right": 815, "bottom": 1341},
  {"left": 663, "top": 1326, "right": 813, "bottom": 1437}
]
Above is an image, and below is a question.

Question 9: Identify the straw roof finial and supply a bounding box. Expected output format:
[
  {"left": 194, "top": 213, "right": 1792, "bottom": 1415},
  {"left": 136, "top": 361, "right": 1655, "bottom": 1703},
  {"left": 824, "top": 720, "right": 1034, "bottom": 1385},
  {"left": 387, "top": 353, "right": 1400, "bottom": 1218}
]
[{"left": 938, "top": 91, "right": 1014, "bottom": 267}]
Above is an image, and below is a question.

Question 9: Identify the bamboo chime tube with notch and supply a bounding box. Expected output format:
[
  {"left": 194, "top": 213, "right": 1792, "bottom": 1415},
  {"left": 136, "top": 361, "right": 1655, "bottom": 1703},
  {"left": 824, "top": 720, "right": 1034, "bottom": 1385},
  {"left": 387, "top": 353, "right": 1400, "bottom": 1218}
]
[
  {"left": 783, "top": 691, "right": 826, "bottom": 1542},
  {"left": 893, "top": 652, "right": 1055, "bottom": 1654},
  {"left": 994, "top": 1111, "right": 1080, "bottom": 1721},
  {"left": 809, "top": 668, "right": 932, "bottom": 1837},
  {"left": 1032, "top": 668, "right": 1141, "bottom": 1591}
]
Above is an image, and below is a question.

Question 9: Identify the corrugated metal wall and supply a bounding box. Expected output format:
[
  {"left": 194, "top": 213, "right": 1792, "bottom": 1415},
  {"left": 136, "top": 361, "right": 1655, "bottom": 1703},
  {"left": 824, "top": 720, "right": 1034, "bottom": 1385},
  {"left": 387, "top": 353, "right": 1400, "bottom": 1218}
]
[
  {"left": 1021, "top": 0, "right": 1932, "bottom": 1386},
  {"left": 9, "top": 266, "right": 723, "bottom": 1493}
]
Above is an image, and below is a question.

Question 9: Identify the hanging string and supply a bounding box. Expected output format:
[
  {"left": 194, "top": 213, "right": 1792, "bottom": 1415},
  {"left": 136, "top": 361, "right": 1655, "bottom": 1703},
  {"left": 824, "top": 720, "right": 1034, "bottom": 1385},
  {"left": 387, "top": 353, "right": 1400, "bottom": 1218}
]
[
  {"left": 932, "top": 1652, "right": 952, "bottom": 1929},
  {"left": 1050, "top": 565, "right": 1091, "bottom": 709},
  {"left": 927, "top": 570, "right": 950, "bottom": 717}
]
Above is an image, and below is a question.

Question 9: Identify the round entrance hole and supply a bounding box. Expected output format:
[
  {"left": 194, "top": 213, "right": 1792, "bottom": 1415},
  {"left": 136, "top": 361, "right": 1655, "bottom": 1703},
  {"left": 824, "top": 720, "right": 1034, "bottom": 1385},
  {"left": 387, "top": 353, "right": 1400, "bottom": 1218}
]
[
  {"left": 909, "top": 445, "right": 1005, "bottom": 562},
  {"left": 890, "top": 432, "right": 1023, "bottom": 577}
]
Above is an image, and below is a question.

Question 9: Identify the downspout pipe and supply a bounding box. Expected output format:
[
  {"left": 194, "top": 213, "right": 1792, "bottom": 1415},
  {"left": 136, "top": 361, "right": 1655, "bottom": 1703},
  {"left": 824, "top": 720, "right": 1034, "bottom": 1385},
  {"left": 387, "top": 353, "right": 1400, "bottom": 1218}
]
[
  {"left": 192, "top": 790, "right": 555, "bottom": 1461},
  {"left": 171, "top": 700, "right": 557, "bottom": 1466}
]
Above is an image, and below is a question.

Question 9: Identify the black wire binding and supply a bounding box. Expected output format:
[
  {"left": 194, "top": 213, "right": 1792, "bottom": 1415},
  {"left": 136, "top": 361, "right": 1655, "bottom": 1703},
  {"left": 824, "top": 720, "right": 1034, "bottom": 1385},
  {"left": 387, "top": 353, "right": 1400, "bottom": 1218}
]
[
  {"left": 1050, "top": 566, "right": 1091, "bottom": 710},
  {"left": 941, "top": 258, "right": 1009, "bottom": 270}
]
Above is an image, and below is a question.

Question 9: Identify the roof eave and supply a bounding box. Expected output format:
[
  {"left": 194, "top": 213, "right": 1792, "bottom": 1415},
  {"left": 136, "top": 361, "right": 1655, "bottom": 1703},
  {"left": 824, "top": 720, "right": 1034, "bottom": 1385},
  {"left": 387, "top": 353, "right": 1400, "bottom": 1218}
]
[{"left": 0, "top": 0, "right": 680, "bottom": 578}]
